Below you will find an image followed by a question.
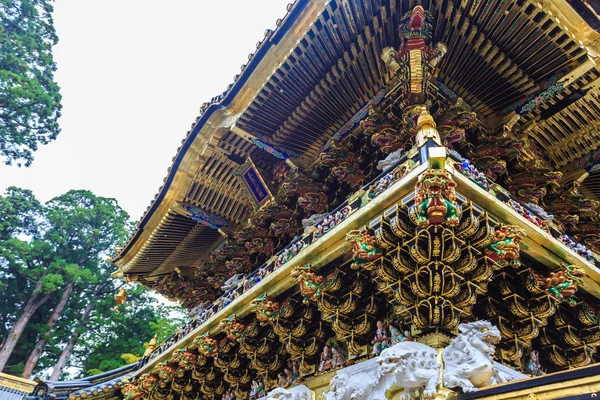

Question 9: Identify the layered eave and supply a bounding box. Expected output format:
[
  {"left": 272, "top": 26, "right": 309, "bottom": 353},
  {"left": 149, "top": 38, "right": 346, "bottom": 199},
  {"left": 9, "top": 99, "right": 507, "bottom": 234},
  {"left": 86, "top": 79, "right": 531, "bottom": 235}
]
[{"left": 110, "top": 0, "right": 600, "bottom": 281}]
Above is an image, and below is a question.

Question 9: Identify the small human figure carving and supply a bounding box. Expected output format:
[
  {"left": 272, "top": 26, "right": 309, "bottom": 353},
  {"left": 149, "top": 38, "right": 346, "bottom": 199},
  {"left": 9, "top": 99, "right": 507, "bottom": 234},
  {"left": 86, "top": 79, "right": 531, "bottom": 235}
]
[
  {"left": 291, "top": 360, "right": 299, "bottom": 382},
  {"left": 525, "top": 350, "right": 545, "bottom": 377},
  {"left": 332, "top": 344, "right": 346, "bottom": 368},
  {"left": 250, "top": 379, "right": 259, "bottom": 399},
  {"left": 278, "top": 371, "right": 291, "bottom": 388},
  {"left": 372, "top": 320, "right": 391, "bottom": 356},
  {"left": 319, "top": 343, "right": 335, "bottom": 372},
  {"left": 389, "top": 321, "right": 406, "bottom": 344}
]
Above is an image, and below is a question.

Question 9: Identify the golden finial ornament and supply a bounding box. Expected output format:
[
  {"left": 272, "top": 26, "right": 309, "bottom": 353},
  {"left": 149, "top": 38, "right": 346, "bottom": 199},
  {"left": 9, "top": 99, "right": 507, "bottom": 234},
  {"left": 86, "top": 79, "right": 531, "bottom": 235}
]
[
  {"left": 415, "top": 109, "right": 442, "bottom": 148},
  {"left": 143, "top": 334, "right": 158, "bottom": 357}
]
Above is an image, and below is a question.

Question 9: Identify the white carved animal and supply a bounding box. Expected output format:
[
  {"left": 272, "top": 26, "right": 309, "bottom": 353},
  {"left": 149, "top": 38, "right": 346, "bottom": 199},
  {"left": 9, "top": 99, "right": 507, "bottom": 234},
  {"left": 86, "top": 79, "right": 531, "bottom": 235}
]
[
  {"left": 380, "top": 341, "right": 440, "bottom": 400},
  {"left": 377, "top": 149, "right": 404, "bottom": 171},
  {"left": 220, "top": 273, "right": 244, "bottom": 292},
  {"left": 324, "top": 341, "right": 440, "bottom": 400},
  {"left": 188, "top": 301, "right": 209, "bottom": 318},
  {"left": 442, "top": 320, "right": 502, "bottom": 392},
  {"left": 325, "top": 369, "right": 384, "bottom": 400},
  {"left": 302, "top": 213, "right": 328, "bottom": 233},
  {"left": 266, "top": 385, "right": 312, "bottom": 400}
]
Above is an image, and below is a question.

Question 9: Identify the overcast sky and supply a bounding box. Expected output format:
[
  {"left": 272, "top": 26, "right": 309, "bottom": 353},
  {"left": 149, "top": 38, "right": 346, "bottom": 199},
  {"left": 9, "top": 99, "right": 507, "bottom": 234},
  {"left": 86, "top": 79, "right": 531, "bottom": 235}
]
[{"left": 0, "top": 0, "right": 289, "bottom": 221}]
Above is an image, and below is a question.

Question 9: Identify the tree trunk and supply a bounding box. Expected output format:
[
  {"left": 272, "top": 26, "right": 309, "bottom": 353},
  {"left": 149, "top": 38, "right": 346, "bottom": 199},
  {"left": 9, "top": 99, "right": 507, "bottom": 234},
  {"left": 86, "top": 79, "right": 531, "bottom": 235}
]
[
  {"left": 23, "top": 282, "right": 73, "bottom": 378},
  {"left": 49, "top": 296, "right": 95, "bottom": 380},
  {"left": 0, "top": 283, "right": 51, "bottom": 372}
]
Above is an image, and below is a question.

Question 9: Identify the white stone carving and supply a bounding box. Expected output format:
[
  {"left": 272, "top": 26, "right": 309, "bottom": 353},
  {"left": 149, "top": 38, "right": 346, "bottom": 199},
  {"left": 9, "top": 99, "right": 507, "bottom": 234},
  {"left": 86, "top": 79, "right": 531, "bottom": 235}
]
[
  {"left": 377, "top": 149, "right": 404, "bottom": 171},
  {"left": 265, "top": 385, "right": 312, "bottom": 400},
  {"left": 493, "top": 361, "right": 528, "bottom": 383},
  {"left": 524, "top": 202, "right": 554, "bottom": 220},
  {"left": 442, "top": 320, "right": 502, "bottom": 392},
  {"left": 188, "top": 301, "right": 209, "bottom": 318},
  {"left": 302, "top": 213, "right": 328, "bottom": 234},
  {"left": 324, "top": 341, "right": 440, "bottom": 400},
  {"left": 220, "top": 273, "right": 244, "bottom": 292}
]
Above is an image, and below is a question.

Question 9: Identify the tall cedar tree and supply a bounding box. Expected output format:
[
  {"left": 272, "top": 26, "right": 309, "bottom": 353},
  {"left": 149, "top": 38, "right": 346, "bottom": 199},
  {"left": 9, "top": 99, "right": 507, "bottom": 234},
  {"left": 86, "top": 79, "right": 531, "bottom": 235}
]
[
  {"left": 0, "top": 0, "right": 62, "bottom": 166},
  {"left": 0, "top": 188, "right": 128, "bottom": 373}
]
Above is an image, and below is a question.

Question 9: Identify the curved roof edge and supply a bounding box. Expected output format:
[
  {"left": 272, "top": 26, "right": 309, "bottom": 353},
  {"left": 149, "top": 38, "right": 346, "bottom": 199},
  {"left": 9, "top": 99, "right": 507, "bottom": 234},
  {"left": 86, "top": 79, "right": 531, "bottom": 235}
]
[{"left": 111, "top": 0, "right": 313, "bottom": 268}]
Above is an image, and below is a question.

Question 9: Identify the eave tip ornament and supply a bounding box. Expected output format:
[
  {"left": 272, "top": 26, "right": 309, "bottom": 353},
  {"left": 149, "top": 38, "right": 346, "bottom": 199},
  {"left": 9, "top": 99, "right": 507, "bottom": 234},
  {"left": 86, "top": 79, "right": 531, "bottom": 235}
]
[{"left": 113, "top": 288, "right": 127, "bottom": 311}]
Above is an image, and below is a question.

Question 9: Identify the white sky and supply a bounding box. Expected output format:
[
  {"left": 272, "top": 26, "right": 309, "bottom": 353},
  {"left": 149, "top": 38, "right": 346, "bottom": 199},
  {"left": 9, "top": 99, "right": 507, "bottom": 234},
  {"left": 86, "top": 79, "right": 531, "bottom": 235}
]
[{"left": 0, "top": 0, "right": 290, "bottom": 221}]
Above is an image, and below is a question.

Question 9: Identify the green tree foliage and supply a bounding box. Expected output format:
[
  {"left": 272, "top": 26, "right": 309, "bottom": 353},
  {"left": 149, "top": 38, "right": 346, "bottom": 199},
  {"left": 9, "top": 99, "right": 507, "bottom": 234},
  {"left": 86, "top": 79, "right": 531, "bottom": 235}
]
[
  {"left": 0, "top": 0, "right": 62, "bottom": 166},
  {"left": 74, "top": 286, "right": 184, "bottom": 376},
  {"left": 0, "top": 187, "right": 184, "bottom": 378},
  {"left": 0, "top": 187, "right": 41, "bottom": 240}
]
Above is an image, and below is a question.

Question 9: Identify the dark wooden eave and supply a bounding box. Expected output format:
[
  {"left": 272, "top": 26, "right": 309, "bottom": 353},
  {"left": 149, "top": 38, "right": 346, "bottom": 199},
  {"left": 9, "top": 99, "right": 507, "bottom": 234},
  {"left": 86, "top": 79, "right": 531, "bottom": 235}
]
[{"left": 112, "top": 0, "right": 600, "bottom": 278}]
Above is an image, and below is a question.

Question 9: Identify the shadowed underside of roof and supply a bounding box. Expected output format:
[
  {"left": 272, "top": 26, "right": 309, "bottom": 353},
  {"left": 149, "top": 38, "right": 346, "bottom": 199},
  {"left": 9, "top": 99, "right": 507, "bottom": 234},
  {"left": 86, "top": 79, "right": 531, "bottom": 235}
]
[{"left": 111, "top": 0, "right": 600, "bottom": 281}]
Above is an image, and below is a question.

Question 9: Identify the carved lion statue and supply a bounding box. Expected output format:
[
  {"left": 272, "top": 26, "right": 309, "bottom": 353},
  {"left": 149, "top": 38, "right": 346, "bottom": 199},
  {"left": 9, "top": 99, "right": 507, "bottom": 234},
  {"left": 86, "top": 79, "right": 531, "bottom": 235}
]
[
  {"left": 412, "top": 168, "right": 461, "bottom": 227},
  {"left": 346, "top": 228, "right": 383, "bottom": 269},
  {"left": 266, "top": 385, "right": 312, "bottom": 400},
  {"left": 442, "top": 320, "right": 505, "bottom": 392},
  {"left": 484, "top": 224, "right": 527, "bottom": 268},
  {"left": 324, "top": 341, "right": 440, "bottom": 400}
]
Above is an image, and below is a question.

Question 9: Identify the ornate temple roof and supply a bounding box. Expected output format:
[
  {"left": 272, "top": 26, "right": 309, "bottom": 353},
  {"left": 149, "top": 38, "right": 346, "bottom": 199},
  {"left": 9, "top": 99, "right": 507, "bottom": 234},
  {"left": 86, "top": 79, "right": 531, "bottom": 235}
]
[{"left": 110, "top": 0, "right": 600, "bottom": 301}]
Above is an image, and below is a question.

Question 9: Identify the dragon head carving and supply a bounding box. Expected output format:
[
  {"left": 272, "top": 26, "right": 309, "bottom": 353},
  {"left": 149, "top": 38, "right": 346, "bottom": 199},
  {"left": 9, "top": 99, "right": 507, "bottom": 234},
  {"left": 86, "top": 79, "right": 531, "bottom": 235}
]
[
  {"left": 219, "top": 315, "right": 247, "bottom": 343},
  {"left": 194, "top": 334, "right": 218, "bottom": 357}
]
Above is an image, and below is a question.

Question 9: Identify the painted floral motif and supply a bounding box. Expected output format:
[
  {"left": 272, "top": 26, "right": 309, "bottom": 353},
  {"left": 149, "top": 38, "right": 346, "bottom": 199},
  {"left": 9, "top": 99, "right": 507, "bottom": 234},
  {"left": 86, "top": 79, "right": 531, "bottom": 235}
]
[
  {"left": 500, "top": 73, "right": 565, "bottom": 115},
  {"left": 184, "top": 204, "right": 228, "bottom": 229}
]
